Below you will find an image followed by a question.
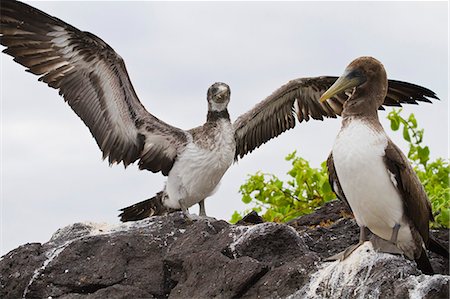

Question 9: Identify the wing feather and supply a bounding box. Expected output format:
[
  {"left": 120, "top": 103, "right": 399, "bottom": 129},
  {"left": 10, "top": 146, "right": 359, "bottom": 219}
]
[
  {"left": 1, "top": 0, "right": 188, "bottom": 175},
  {"left": 383, "top": 140, "right": 432, "bottom": 245},
  {"left": 234, "top": 76, "right": 348, "bottom": 159},
  {"left": 326, "top": 152, "right": 351, "bottom": 210},
  {"left": 234, "top": 76, "right": 438, "bottom": 159}
]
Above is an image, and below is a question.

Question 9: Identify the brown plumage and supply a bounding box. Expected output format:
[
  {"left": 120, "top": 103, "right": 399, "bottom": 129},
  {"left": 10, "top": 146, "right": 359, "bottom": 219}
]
[
  {"left": 233, "top": 76, "right": 438, "bottom": 160},
  {"left": 321, "top": 56, "right": 447, "bottom": 274},
  {"left": 1, "top": 0, "right": 188, "bottom": 175},
  {"left": 0, "top": 1, "right": 440, "bottom": 221},
  {"left": 119, "top": 192, "right": 178, "bottom": 222}
]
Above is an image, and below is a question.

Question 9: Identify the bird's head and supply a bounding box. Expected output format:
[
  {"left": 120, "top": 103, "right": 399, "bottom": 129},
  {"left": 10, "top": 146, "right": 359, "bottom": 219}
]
[
  {"left": 320, "top": 56, "right": 388, "bottom": 111},
  {"left": 207, "top": 82, "right": 231, "bottom": 112}
]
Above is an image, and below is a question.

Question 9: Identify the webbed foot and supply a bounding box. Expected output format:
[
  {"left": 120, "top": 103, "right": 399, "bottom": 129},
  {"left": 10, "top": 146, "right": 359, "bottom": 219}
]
[
  {"left": 370, "top": 235, "right": 403, "bottom": 255},
  {"left": 180, "top": 208, "right": 215, "bottom": 223},
  {"left": 325, "top": 242, "right": 366, "bottom": 261},
  {"left": 325, "top": 225, "right": 370, "bottom": 261}
]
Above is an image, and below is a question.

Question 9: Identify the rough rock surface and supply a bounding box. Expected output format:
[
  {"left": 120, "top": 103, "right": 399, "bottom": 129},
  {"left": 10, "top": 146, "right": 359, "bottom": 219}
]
[{"left": 1, "top": 200, "right": 448, "bottom": 299}]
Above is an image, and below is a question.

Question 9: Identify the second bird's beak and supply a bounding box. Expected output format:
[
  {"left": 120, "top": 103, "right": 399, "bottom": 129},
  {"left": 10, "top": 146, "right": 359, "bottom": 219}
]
[{"left": 319, "top": 70, "right": 366, "bottom": 103}]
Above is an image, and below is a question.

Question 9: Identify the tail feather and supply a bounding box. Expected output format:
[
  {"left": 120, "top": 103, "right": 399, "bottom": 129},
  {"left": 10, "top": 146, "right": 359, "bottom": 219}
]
[
  {"left": 416, "top": 248, "right": 434, "bottom": 275},
  {"left": 428, "top": 236, "right": 449, "bottom": 259},
  {"left": 119, "top": 191, "right": 169, "bottom": 222}
]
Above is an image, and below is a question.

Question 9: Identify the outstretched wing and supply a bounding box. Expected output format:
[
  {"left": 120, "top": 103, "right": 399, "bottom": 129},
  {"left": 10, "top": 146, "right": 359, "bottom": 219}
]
[
  {"left": 234, "top": 76, "right": 438, "bottom": 160},
  {"left": 234, "top": 77, "right": 343, "bottom": 160},
  {"left": 1, "top": 0, "right": 188, "bottom": 175},
  {"left": 382, "top": 79, "right": 437, "bottom": 107}
]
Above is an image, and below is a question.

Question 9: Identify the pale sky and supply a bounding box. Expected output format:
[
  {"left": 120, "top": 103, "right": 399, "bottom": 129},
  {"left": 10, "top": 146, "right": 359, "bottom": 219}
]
[{"left": 1, "top": 1, "right": 448, "bottom": 255}]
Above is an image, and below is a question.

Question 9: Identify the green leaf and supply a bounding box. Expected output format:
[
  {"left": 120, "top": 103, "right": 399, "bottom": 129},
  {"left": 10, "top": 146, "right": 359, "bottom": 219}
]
[
  {"left": 230, "top": 211, "right": 243, "bottom": 224},
  {"left": 242, "top": 194, "right": 252, "bottom": 204},
  {"left": 285, "top": 151, "right": 296, "bottom": 161},
  {"left": 402, "top": 126, "right": 411, "bottom": 142},
  {"left": 418, "top": 146, "right": 430, "bottom": 165},
  {"left": 390, "top": 117, "right": 400, "bottom": 131},
  {"left": 408, "top": 114, "right": 417, "bottom": 128},
  {"left": 321, "top": 181, "right": 332, "bottom": 194}
]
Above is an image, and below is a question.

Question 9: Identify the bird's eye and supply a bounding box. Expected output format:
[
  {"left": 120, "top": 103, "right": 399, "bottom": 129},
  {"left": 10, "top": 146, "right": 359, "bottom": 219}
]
[{"left": 347, "top": 69, "right": 362, "bottom": 78}]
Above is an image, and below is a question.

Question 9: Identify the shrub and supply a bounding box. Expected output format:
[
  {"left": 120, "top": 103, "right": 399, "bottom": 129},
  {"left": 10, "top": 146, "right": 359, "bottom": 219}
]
[{"left": 231, "top": 109, "right": 449, "bottom": 229}]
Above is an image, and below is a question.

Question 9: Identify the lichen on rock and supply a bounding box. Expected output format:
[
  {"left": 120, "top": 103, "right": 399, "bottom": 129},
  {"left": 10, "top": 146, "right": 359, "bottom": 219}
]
[{"left": 1, "top": 201, "right": 448, "bottom": 299}]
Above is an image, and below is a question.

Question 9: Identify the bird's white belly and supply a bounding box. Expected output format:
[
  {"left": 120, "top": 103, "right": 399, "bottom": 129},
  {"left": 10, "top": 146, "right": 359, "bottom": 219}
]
[
  {"left": 164, "top": 128, "right": 235, "bottom": 210},
  {"left": 333, "top": 120, "right": 412, "bottom": 245}
]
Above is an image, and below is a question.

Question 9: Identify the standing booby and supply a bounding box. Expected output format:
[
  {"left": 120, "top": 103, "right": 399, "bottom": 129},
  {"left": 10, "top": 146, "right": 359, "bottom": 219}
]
[
  {"left": 319, "top": 56, "right": 447, "bottom": 274},
  {"left": 0, "top": 1, "right": 439, "bottom": 221}
]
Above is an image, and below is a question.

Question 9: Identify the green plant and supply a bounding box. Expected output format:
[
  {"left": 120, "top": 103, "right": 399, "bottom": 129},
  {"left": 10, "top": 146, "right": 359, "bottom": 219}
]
[
  {"left": 231, "top": 152, "right": 335, "bottom": 223},
  {"left": 232, "top": 109, "right": 449, "bottom": 229}
]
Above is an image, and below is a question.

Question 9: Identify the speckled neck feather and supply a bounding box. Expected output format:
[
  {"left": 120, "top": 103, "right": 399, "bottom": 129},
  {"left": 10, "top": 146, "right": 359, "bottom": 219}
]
[{"left": 207, "top": 110, "right": 230, "bottom": 122}]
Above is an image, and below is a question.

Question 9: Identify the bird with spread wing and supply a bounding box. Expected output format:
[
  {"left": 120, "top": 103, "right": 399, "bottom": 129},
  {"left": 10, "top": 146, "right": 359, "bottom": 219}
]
[{"left": 0, "top": 0, "right": 438, "bottom": 221}]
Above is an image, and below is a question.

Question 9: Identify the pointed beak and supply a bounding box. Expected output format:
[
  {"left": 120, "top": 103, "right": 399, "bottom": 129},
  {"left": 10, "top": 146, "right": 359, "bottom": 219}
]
[
  {"left": 319, "top": 70, "right": 366, "bottom": 103},
  {"left": 217, "top": 89, "right": 228, "bottom": 97},
  {"left": 215, "top": 89, "right": 229, "bottom": 102}
]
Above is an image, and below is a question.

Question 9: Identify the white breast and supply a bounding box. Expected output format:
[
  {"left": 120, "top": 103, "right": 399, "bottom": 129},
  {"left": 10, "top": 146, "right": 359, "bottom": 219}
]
[
  {"left": 165, "top": 120, "right": 235, "bottom": 209},
  {"left": 332, "top": 119, "right": 414, "bottom": 254}
]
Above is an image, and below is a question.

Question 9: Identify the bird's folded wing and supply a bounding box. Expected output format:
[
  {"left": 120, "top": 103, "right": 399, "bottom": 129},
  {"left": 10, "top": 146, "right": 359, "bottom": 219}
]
[
  {"left": 326, "top": 152, "right": 351, "bottom": 211},
  {"left": 383, "top": 140, "right": 433, "bottom": 243},
  {"left": 0, "top": 0, "right": 188, "bottom": 175}
]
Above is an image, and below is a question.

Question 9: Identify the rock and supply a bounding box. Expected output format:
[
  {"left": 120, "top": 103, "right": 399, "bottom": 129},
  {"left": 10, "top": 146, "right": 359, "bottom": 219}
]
[
  {"left": 289, "top": 200, "right": 449, "bottom": 275},
  {"left": 0, "top": 243, "right": 46, "bottom": 299},
  {"left": 236, "top": 211, "right": 264, "bottom": 225},
  {"left": 289, "top": 242, "right": 449, "bottom": 299},
  {"left": 1, "top": 201, "right": 448, "bottom": 299}
]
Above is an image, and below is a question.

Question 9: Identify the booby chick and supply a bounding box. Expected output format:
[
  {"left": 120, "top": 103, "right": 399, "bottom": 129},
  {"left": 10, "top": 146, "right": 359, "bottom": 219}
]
[
  {"left": 120, "top": 82, "right": 236, "bottom": 220},
  {"left": 0, "top": 1, "right": 440, "bottom": 221},
  {"left": 320, "top": 56, "right": 448, "bottom": 274}
]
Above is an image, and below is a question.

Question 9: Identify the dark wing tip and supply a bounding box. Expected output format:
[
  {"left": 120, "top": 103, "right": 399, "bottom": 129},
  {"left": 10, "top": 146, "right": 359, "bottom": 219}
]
[{"left": 385, "top": 79, "right": 440, "bottom": 108}]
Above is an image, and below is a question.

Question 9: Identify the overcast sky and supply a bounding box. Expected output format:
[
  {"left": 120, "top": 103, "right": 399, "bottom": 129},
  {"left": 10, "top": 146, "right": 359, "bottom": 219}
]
[{"left": 1, "top": 1, "right": 448, "bottom": 255}]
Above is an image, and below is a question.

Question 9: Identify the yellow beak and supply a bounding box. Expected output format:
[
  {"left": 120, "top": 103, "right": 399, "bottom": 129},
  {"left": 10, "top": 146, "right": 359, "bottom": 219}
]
[{"left": 319, "top": 70, "right": 365, "bottom": 103}]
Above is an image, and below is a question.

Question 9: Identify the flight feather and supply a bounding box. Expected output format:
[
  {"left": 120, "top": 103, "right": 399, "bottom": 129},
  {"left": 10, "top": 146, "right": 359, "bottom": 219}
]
[{"left": 0, "top": 0, "right": 188, "bottom": 175}]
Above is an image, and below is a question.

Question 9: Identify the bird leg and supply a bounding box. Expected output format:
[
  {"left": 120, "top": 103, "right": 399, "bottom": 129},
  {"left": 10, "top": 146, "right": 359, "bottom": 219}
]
[
  {"left": 198, "top": 200, "right": 207, "bottom": 217},
  {"left": 178, "top": 199, "right": 209, "bottom": 222},
  {"left": 325, "top": 226, "right": 370, "bottom": 261},
  {"left": 196, "top": 199, "right": 216, "bottom": 221},
  {"left": 370, "top": 223, "right": 403, "bottom": 255},
  {"left": 390, "top": 223, "right": 400, "bottom": 243},
  {"left": 178, "top": 198, "right": 195, "bottom": 222}
]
